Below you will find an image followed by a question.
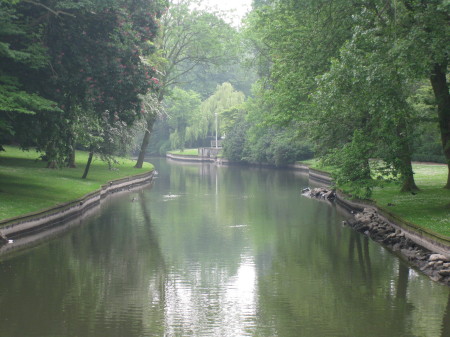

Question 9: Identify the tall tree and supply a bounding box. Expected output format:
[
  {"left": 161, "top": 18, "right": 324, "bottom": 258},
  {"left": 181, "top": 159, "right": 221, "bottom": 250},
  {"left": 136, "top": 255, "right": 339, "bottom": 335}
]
[
  {"left": 313, "top": 28, "right": 419, "bottom": 195},
  {"left": 134, "top": 0, "right": 238, "bottom": 168},
  {"left": 1, "top": 0, "right": 165, "bottom": 172},
  {"left": 338, "top": 0, "right": 450, "bottom": 189},
  {"left": 244, "top": 0, "right": 450, "bottom": 195},
  {"left": 0, "top": 2, "right": 60, "bottom": 151},
  {"left": 40, "top": 0, "right": 164, "bottom": 170},
  {"left": 164, "top": 87, "right": 201, "bottom": 150}
]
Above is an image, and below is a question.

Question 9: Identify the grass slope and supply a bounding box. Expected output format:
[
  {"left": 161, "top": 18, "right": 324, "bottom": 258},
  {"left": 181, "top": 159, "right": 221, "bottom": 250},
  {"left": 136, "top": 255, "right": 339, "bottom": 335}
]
[
  {"left": 372, "top": 164, "right": 450, "bottom": 237},
  {"left": 168, "top": 149, "right": 199, "bottom": 156},
  {"left": 0, "top": 146, "right": 153, "bottom": 221},
  {"left": 303, "top": 159, "right": 449, "bottom": 237}
]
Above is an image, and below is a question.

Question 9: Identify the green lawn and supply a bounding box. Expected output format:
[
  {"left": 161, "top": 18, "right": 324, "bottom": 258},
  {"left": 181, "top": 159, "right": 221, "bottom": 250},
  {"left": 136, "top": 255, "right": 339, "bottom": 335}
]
[
  {"left": 0, "top": 146, "right": 153, "bottom": 221},
  {"left": 298, "top": 158, "right": 336, "bottom": 174},
  {"left": 168, "top": 148, "right": 199, "bottom": 156},
  {"left": 372, "top": 164, "right": 450, "bottom": 237},
  {"left": 301, "top": 159, "right": 450, "bottom": 237}
]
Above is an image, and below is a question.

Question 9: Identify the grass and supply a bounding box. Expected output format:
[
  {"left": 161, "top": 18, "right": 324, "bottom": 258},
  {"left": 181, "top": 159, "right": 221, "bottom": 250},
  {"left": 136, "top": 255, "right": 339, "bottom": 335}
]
[
  {"left": 0, "top": 146, "right": 153, "bottom": 221},
  {"left": 372, "top": 164, "right": 450, "bottom": 237},
  {"left": 297, "top": 158, "right": 337, "bottom": 174},
  {"left": 168, "top": 148, "right": 199, "bottom": 156},
  {"left": 300, "top": 159, "right": 450, "bottom": 237}
]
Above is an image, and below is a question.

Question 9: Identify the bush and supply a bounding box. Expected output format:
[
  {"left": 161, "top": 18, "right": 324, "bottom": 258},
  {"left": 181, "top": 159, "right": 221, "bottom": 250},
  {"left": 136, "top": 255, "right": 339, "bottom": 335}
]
[{"left": 222, "top": 117, "right": 249, "bottom": 162}]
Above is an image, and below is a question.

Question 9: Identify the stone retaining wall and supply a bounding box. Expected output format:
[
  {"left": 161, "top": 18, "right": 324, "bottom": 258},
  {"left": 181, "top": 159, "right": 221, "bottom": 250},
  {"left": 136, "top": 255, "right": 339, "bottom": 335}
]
[
  {"left": 334, "top": 192, "right": 450, "bottom": 257},
  {"left": 0, "top": 170, "right": 154, "bottom": 240},
  {"left": 166, "top": 153, "right": 214, "bottom": 162}
]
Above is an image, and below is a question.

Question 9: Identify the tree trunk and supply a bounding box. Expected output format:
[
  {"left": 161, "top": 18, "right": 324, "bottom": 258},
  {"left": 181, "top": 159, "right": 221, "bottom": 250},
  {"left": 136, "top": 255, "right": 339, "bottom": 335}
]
[
  {"left": 429, "top": 62, "right": 450, "bottom": 189},
  {"left": 135, "top": 117, "right": 155, "bottom": 169},
  {"left": 47, "top": 160, "right": 57, "bottom": 169},
  {"left": 400, "top": 174, "right": 418, "bottom": 192},
  {"left": 45, "top": 142, "right": 58, "bottom": 169},
  {"left": 82, "top": 151, "right": 94, "bottom": 179},
  {"left": 400, "top": 156, "right": 419, "bottom": 192},
  {"left": 67, "top": 147, "right": 76, "bottom": 168}
]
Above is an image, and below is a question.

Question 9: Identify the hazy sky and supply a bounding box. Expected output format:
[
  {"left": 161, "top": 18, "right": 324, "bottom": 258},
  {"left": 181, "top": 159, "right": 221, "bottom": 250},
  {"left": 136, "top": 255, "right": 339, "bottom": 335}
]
[{"left": 200, "top": 0, "right": 253, "bottom": 26}]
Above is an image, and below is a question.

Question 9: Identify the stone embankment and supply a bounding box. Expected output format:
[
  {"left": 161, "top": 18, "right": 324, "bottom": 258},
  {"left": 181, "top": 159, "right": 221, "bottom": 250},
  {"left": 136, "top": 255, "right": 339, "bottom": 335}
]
[
  {"left": 0, "top": 170, "right": 154, "bottom": 244},
  {"left": 303, "top": 187, "right": 450, "bottom": 286}
]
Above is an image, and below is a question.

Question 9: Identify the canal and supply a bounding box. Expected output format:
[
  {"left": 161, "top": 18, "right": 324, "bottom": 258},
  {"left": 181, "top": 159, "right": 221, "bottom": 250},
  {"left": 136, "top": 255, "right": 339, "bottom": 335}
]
[{"left": 0, "top": 158, "right": 449, "bottom": 337}]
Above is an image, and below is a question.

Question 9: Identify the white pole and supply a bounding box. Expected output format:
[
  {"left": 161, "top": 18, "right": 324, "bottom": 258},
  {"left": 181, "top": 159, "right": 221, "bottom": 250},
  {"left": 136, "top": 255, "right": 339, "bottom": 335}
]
[{"left": 215, "top": 112, "right": 218, "bottom": 149}]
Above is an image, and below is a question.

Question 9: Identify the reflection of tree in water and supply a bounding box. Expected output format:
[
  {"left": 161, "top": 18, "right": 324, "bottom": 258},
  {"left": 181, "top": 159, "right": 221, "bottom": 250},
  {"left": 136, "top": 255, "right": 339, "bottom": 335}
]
[
  {"left": 442, "top": 291, "right": 450, "bottom": 337},
  {"left": 2, "top": 160, "right": 449, "bottom": 337},
  {"left": 138, "top": 190, "right": 167, "bottom": 335},
  {"left": 62, "top": 187, "right": 169, "bottom": 336},
  {"left": 250, "top": 195, "right": 450, "bottom": 337},
  {"left": 0, "top": 185, "right": 170, "bottom": 337}
]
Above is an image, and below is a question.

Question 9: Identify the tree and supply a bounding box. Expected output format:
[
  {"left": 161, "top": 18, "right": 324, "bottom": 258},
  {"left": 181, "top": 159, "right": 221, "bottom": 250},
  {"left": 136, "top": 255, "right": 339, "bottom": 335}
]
[
  {"left": 165, "top": 87, "right": 201, "bottom": 150},
  {"left": 339, "top": 0, "right": 450, "bottom": 189},
  {"left": 134, "top": 0, "right": 239, "bottom": 167},
  {"left": 39, "top": 0, "right": 164, "bottom": 169},
  {"left": 245, "top": 0, "right": 450, "bottom": 194},
  {"left": 0, "top": 2, "right": 60, "bottom": 151},
  {"left": 313, "top": 33, "right": 419, "bottom": 194},
  {"left": 0, "top": 0, "right": 165, "bottom": 171},
  {"left": 244, "top": 0, "right": 355, "bottom": 125},
  {"left": 77, "top": 110, "right": 137, "bottom": 179},
  {"left": 181, "top": 82, "right": 245, "bottom": 147}
]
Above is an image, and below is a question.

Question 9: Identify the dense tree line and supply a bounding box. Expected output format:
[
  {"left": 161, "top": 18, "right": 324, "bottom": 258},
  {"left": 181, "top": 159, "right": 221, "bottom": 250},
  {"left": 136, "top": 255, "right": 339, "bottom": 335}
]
[
  {"left": 0, "top": 0, "right": 166, "bottom": 176},
  {"left": 221, "top": 0, "right": 449, "bottom": 197},
  {"left": 1, "top": 0, "right": 448, "bottom": 196}
]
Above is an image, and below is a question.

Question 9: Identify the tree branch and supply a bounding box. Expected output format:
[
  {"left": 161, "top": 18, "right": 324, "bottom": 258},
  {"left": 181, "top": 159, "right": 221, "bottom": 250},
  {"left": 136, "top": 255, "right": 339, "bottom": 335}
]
[{"left": 23, "top": 0, "right": 76, "bottom": 18}]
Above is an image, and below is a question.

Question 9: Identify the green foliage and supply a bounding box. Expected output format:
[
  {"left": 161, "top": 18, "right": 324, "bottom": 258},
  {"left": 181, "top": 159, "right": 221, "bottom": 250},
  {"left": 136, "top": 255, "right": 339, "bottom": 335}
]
[
  {"left": 222, "top": 95, "right": 314, "bottom": 166},
  {"left": 194, "top": 82, "right": 245, "bottom": 140},
  {"left": 165, "top": 87, "right": 202, "bottom": 150},
  {"left": 136, "top": 0, "right": 240, "bottom": 162},
  {"left": 326, "top": 130, "right": 376, "bottom": 199},
  {"left": 0, "top": 145, "right": 153, "bottom": 220},
  {"left": 0, "top": 2, "right": 59, "bottom": 148},
  {"left": 244, "top": 0, "right": 354, "bottom": 125},
  {"left": 0, "top": 0, "right": 166, "bottom": 165},
  {"left": 244, "top": 0, "right": 450, "bottom": 190},
  {"left": 222, "top": 114, "right": 249, "bottom": 162},
  {"left": 158, "top": 0, "right": 240, "bottom": 92},
  {"left": 154, "top": 82, "right": 246, "bottom": 153}
]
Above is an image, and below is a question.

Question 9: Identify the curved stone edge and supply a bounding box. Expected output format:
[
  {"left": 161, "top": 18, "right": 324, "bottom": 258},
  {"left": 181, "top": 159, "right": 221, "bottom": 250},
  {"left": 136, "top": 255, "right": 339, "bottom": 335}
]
[
  {"left": 291, "top": 163, "right": 450, "bottom": 255},
  {"left": 0, "top": 170, "right": 154, "bottom": 241},
  {"left": 166, "top": 153, "right": 214, "bottom": 162},
  {"left": 335, "top": 192, "right": 450, "bottom": 257}
]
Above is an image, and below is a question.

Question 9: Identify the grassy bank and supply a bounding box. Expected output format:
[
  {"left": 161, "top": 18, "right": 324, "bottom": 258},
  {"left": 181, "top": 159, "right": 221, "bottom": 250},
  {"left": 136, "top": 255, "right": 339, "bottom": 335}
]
[
  {"left": 302, "top": 160, "right": 450, "bottom": 237},
  {"left": 0, "top": 146, "right": 153, "bottom": 221},
  {"left": 371, "top": 164, "right": 449, "bottom": 237},
  {"left": 168, "top": 149, "right": 199, "bottom": 156}
]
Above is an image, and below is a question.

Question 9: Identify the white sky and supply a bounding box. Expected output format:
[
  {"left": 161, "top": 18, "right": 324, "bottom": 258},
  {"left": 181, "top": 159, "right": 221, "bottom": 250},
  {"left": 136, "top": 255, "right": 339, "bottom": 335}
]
[{"left": 199, "top": 0, "right": 253, "bottom": 26}]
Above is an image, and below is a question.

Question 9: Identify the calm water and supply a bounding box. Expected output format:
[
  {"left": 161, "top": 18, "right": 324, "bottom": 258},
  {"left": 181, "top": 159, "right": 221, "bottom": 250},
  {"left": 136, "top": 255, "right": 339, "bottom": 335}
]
[{"left": 0, "top": 158, "right": 449, "bottom": 337}]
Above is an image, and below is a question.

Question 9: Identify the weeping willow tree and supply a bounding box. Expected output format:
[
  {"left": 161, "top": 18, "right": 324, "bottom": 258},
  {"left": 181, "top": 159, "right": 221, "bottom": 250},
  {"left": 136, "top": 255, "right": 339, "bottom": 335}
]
[
  {"left": 134, "top": 0, "right": 239, "bottom": 167},
  {"left": 184, "top": 82, "right": 245, "bottom": 147}
]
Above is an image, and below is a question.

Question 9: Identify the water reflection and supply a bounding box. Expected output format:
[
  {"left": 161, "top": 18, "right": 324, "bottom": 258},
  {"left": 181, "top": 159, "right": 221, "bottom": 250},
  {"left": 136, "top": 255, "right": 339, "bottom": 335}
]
[{"left": 0, "top": 158, "right": 448, "bottom": 337}]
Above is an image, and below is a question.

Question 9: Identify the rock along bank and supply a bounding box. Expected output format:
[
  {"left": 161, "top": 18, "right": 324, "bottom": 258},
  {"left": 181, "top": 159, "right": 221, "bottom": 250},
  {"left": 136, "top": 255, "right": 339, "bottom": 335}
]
[{"left": 304, "top": 187, "right": 450, "bottom": 286}]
